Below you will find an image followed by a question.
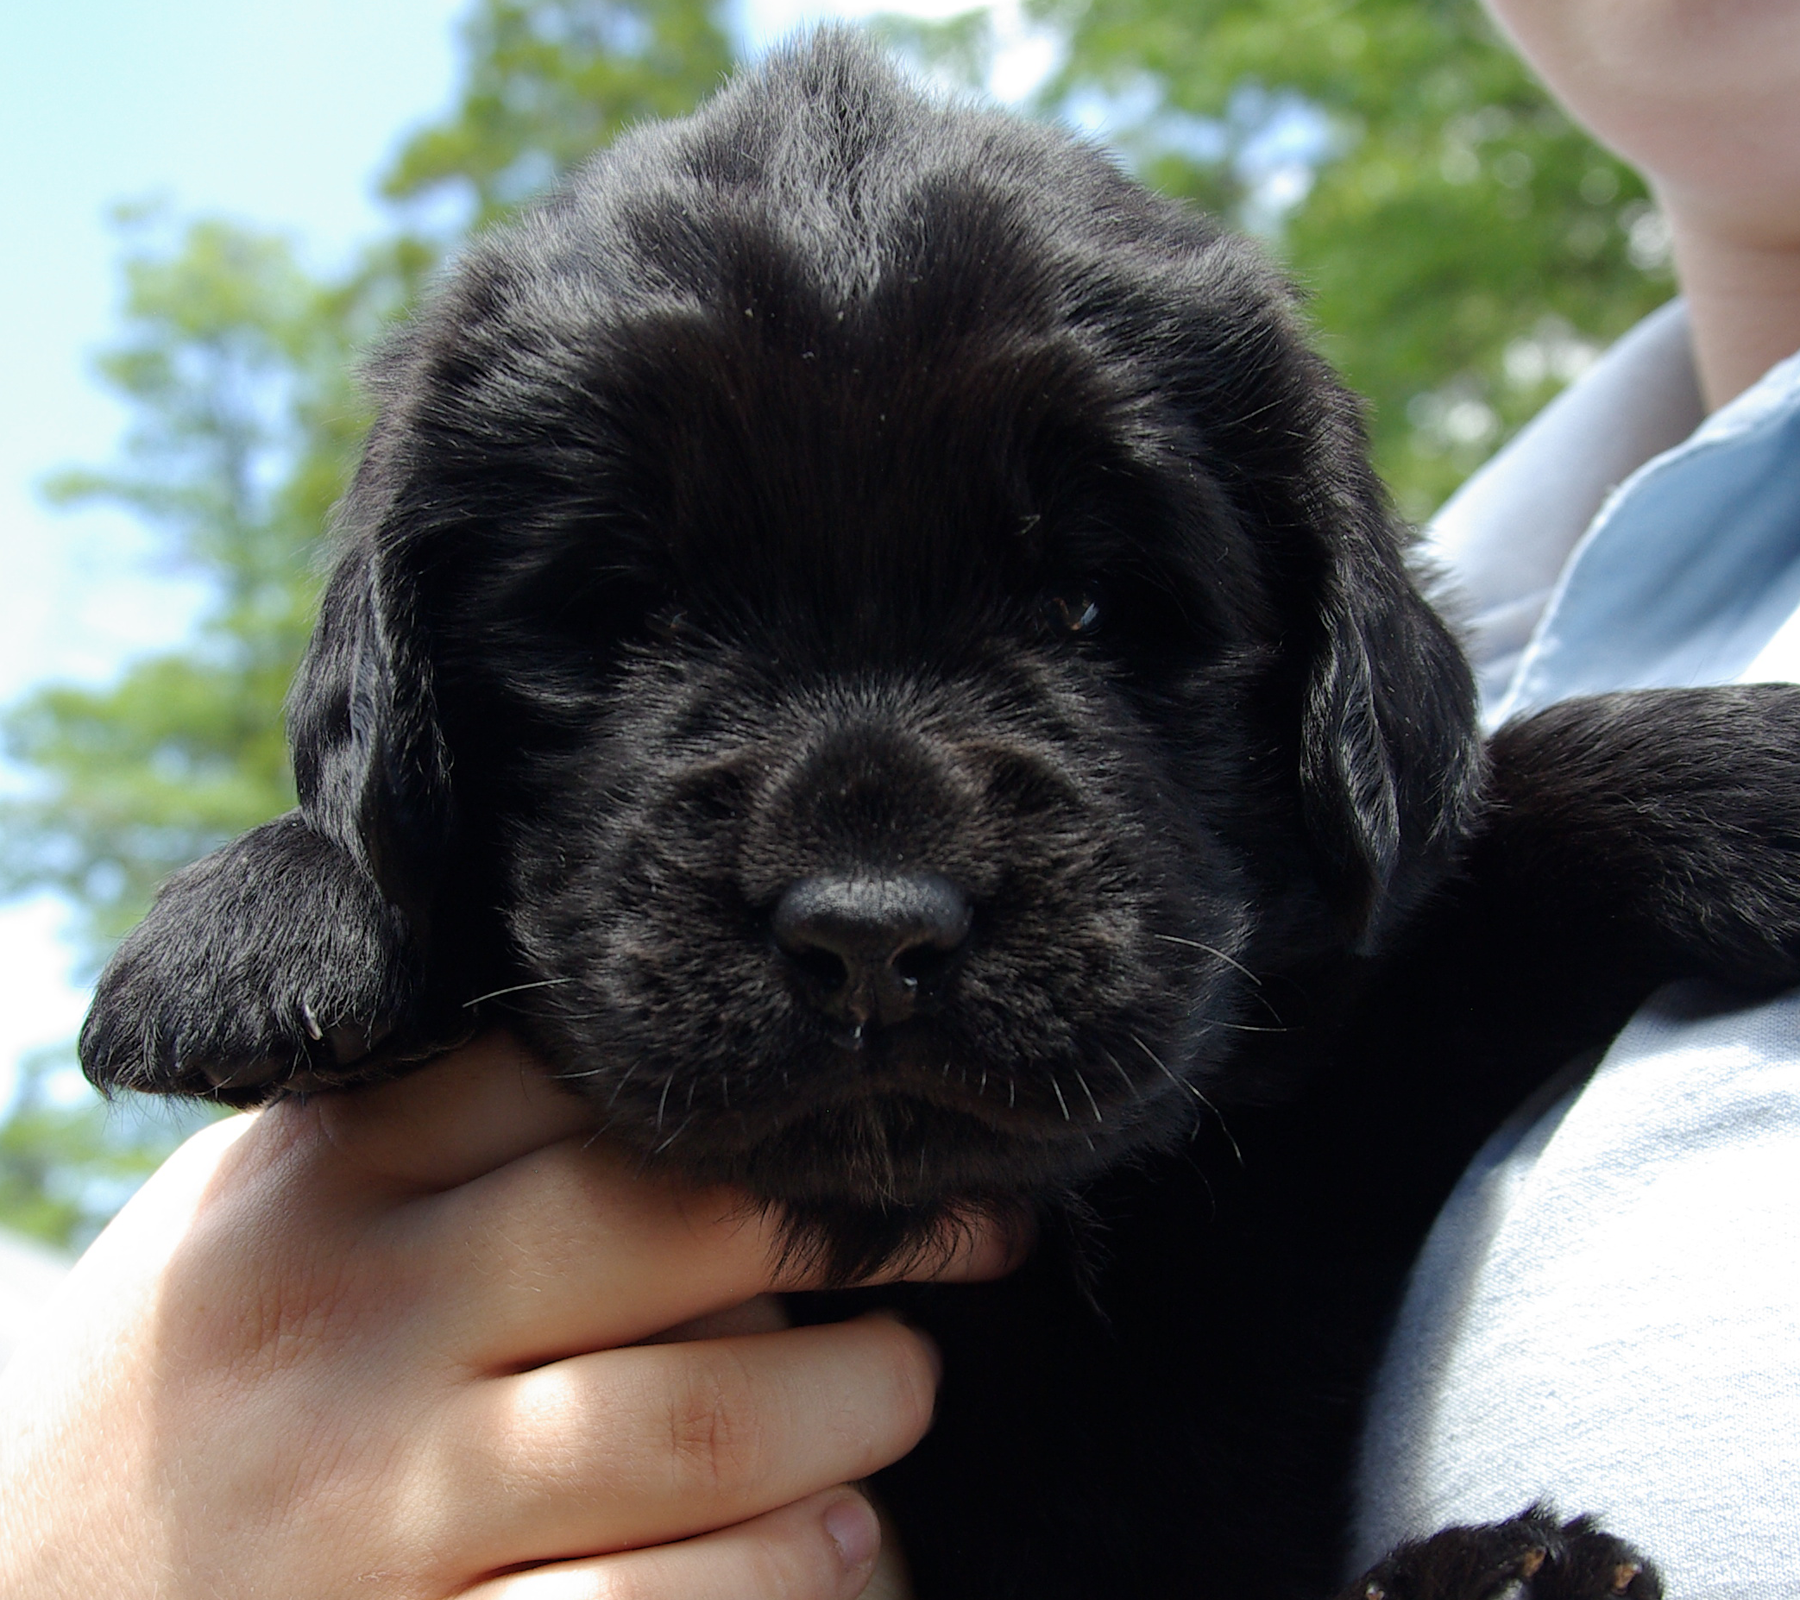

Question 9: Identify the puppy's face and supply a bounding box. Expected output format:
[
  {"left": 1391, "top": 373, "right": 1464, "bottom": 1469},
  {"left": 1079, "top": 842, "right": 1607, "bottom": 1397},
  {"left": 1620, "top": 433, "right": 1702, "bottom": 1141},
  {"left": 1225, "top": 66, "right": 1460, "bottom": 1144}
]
[
  {"left": 305, "top": 41, "right": 1475, "bottom": 1263},
  {"left": 417, "top": 307, "right": 1286, "bottom": 1232}
]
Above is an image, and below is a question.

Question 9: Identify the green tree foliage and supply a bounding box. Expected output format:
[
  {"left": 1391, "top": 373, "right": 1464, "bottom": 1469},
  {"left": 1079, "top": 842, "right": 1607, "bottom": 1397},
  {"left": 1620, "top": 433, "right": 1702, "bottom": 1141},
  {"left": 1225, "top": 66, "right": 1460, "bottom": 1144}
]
[
  {"left": 383, "top": 0, "right": 732, "bottom": 229},
  {"left": 0, "top": 0, "right": 733, "bottom": 1247},
  {"left": 1, "top": 210, "right": 367, "bottom": 953},
  {"left": 0, "top": 1045, "right": 207, "bottom": 1249},
  {"left": 1040, "top": 0, "right": 1675, "bottom": 515}
]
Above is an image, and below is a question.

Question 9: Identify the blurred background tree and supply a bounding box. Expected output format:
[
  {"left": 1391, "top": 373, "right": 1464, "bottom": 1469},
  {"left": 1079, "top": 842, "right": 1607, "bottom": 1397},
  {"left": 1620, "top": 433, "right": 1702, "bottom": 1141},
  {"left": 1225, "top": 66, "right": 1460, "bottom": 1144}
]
[
  {"left": 1027, "top": 0, "right": 1670, "bottom": 515},
  {"left": 0, "top": 0, "right": 1674, "bottom": 1247}
]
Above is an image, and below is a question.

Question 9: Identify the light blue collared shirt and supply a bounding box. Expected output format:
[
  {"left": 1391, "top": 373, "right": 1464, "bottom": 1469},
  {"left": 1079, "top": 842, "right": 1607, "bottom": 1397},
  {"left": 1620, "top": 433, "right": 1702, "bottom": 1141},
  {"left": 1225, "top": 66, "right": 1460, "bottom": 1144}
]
[{"left": 1357, "top": 307, "right": 1800, "bottom": 1598}]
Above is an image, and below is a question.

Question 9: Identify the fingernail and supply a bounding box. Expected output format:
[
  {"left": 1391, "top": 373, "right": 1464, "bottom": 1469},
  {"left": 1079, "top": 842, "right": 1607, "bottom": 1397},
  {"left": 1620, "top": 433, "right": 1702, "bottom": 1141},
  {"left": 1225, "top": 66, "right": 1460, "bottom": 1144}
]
[{"left": 824, "top": 1493, "right": 881, "bottom": 1570}]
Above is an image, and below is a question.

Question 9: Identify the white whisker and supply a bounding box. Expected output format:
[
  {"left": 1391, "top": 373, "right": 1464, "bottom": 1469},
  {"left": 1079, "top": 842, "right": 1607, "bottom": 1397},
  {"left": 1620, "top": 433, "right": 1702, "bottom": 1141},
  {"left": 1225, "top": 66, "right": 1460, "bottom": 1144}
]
[
  {"left": 1195, "top": 1017, "right": 1288, "bottom": 1034},
  {"left": 462, "top": 978, "right": 575, "bottom": 1009},
  {"left": 1194, "top": 1084, "right": 1243, "bottom": 1167},
  {"left": 1133, "top": 1033, "right": 1242, "bottom": 1163},
  {"left": 1102, "top": 1048, "right": 1134, "bottom": 1091},
  {"left": 1130, "top": 1032, "right": 1181, "bottom": 1089},
  {"left": 1073, "top": 1069, "right": 1103, "bottom": 1125},
  {"left": 1155, "top": 936, "right": 1289, "bottom": 1025},
  {"left": 1152, "top": 934, "right": 1261, "bottom": 986}
]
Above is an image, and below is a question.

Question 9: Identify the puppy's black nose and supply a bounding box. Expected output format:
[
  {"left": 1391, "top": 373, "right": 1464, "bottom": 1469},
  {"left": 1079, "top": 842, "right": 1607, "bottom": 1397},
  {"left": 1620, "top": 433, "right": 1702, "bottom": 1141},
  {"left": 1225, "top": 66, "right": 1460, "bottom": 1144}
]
[{"left": 774, "top": 873, "right": 972, "bottom": 1032}]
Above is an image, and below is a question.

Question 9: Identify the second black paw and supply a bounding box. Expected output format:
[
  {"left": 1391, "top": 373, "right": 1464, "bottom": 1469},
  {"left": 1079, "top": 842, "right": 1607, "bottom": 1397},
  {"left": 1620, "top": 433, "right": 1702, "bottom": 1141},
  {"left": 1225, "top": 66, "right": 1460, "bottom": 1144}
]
[{"left": 1341, "top": 1505, "right": 1661, "bottom": 1600}]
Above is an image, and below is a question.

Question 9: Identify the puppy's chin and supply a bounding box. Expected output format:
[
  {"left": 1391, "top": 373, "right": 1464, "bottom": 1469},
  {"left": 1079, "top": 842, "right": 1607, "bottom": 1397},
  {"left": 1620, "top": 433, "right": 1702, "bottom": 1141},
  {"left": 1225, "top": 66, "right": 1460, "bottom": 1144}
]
[{"left": 640, "top": 1087, "right": 1131, "bottom": 1284}]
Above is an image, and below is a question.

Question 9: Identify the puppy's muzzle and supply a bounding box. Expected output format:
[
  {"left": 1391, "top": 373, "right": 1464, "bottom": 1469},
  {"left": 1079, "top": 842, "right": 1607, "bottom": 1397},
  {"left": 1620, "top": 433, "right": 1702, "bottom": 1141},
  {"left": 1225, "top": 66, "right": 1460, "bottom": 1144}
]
[{"left": 774, "top": 873, "right": 972, "bottom": 1034}]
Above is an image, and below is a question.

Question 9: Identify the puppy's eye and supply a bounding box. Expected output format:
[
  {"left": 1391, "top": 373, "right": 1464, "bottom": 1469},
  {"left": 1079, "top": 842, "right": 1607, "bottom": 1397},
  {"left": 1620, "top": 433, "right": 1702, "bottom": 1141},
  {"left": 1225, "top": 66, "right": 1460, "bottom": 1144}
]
[{"left": 1046, "top": 591, "right": 1101, "bottom": 636}]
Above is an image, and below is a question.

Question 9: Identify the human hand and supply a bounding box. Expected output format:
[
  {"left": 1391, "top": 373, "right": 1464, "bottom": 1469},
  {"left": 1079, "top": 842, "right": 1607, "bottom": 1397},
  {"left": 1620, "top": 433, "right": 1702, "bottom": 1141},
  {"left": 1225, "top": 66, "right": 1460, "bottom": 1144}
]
[{"left": 0, "top": 1032, "right": 1014, "bottom": 1599}]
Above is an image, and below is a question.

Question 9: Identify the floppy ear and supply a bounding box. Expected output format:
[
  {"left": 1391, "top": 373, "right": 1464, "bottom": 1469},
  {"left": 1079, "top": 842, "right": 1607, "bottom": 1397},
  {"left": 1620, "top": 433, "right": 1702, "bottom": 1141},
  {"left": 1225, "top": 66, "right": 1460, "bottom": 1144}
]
[
  {"left": 1127, "top": 229, "right": 1480, "bottom": 953},
  {"left": 1298, "top": 498, "right": 1482, "bottom": 954},
  {"left": 288, "top": 540, "right": 455, "bottom": 934},
  {"left": 79, "top": 537, "right": 455, "bottom": 1103}
]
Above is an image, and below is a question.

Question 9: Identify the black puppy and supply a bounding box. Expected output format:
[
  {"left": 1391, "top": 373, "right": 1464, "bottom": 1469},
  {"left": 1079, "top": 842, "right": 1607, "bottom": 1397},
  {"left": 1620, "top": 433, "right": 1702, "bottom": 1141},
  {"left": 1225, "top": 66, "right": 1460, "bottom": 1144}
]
[{"left": 82, "top": 35, "right": 1800, "bottom": 1600}]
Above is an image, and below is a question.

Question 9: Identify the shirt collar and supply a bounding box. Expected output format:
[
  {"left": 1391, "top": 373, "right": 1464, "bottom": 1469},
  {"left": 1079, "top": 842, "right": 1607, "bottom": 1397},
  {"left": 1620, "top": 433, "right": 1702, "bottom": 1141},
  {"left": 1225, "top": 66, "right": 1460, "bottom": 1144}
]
[
  {"left": 1421, "top": 300, "right": 1800, "bottom": 725},
  {"left": 1420, "top": 298, "right": 1702, "bottom": 713}
]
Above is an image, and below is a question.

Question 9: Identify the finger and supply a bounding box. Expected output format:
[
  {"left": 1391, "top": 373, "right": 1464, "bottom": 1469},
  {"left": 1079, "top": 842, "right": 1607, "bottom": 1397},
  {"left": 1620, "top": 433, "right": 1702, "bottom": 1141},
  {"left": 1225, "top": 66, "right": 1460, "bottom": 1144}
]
[
  {"left": 462, "top": 1489, "right": 883, "bottom": 1600},
  {"left": 302, "top": 1031, "right": 597, "bottom": 1191},
  {"left": 415, "top": 1138, "right": 792, "bottom": 1363},
  {"left": 418, "top": 1134, "right": 1032, "bottom": 1367},
  {"left": 430, "top": 1318, "right": 937, "bottom": 1571},
  {"left": 289, "top": 1030, "right": 1024, "bottom": 1279}
]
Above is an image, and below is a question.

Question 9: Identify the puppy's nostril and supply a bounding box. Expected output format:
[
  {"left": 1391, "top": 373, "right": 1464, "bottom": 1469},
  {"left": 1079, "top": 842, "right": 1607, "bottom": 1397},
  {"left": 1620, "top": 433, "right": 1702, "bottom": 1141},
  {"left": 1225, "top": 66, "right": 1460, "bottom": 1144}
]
[
  {"left": 773, "top": 873, "right": 972, "bottom": 1029},
  {"left": 789, "top": 944, "right": 849, "bottom": 992},
  {"left": 893, "top": 942, "right": 953, "bottom": 985}
]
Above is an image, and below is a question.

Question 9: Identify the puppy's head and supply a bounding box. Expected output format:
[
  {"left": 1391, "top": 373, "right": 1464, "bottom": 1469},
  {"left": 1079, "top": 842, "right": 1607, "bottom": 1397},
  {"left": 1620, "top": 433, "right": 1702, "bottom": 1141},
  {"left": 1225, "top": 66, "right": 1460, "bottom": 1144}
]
[{"left": 293, "top": 35, "right": 1478, "bottom": 1270}]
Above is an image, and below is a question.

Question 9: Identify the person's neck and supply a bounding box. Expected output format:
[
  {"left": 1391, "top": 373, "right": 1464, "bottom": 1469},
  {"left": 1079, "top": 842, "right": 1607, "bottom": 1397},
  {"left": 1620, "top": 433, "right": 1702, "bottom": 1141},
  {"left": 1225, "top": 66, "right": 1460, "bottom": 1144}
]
[{"left": 1660, "top": 181, "right": 1800, "bottom": 411}]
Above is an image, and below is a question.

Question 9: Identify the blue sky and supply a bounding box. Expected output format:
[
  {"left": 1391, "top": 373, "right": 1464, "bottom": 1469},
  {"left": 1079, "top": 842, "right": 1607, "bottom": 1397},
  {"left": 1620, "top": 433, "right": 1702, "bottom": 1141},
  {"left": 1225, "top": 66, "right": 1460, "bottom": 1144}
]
[{"left": 0, "top": 0, "right": 1054, "bottom": 1105}]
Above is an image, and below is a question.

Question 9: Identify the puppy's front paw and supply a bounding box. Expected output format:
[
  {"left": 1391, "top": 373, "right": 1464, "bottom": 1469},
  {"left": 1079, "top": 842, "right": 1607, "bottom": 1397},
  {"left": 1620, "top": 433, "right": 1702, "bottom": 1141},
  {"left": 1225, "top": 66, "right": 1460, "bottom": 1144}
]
[
  {"left": 81, "top": 812, "right": 429, "bottom": 1103},
  {"left": 1341, "top": 1507, "right": 1660, "bottom": 1600},
  {"left": 1486, "top": 685, "right": 1800, "bottom": 991}
]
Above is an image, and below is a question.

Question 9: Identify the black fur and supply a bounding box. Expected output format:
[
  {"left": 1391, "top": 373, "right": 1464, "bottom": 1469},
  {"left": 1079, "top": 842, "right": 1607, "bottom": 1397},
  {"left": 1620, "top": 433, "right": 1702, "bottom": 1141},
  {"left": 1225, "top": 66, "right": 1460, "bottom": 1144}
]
[
  {"left": 81, "top": 37, "right": 1800, "bottom": 1600},
  {"left": 1344, "top": 1505, "right": 1662, "bottom": 1600}
]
